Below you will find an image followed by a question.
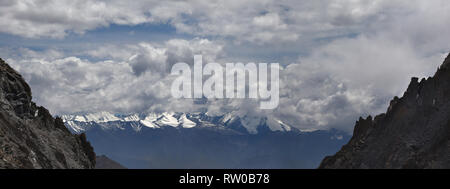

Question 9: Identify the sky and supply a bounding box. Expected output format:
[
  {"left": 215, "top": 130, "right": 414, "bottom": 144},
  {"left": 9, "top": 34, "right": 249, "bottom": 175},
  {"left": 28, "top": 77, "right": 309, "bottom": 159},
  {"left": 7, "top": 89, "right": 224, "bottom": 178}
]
[{"left": 1, "top": 0, "right": 450, "bottom": 132}]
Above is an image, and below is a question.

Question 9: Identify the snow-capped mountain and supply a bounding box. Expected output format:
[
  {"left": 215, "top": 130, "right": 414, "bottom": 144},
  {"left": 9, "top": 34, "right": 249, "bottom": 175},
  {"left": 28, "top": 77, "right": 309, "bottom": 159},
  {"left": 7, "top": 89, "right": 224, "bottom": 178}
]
[
  {"left": 60, "top": 111, "right": 350, "bottom": 169},
  {"left": 61, "top": 111, "right": 294, "bottom": 134}
]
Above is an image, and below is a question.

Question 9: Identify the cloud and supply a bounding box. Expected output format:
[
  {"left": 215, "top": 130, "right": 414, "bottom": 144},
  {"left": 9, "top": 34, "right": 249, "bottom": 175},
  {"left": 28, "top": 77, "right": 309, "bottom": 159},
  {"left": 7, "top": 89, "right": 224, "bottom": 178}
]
[
  {"left": 0, "top": 0, "right": 153, "bottom": 38},
  {"left": 2, "top": 0, "right": 450, "bottom": 133},
  {"left": 2, "top": 0, "right": 444, "bottom": 44},
  {"left": 5, "top": 35, "right": 448, "bottom": 132},
  {"left": 85, "top": 38, "right": 225, "bottom": 76},
  {"left": 6, "top": 38, "right": 225, "bottom": 115},
  {"left": 274, "top": 36, "right": 445, "bottom": 132},
  {"left": 128, "top": 44, "right": 167, "bottom": 76}
]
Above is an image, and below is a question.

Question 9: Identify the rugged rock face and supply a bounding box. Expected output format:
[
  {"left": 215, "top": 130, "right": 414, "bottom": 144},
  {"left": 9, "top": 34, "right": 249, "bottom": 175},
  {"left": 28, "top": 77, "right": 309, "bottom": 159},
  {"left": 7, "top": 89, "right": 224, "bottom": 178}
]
[
  {"left": 320, "top": 54, "right": 450, "bottom": 169},
  {"left": 0, "top": 58, "right": 95, "bottom": 168},
  {"left": 95, "top": 155, "right": 126, "bottom": 169}
]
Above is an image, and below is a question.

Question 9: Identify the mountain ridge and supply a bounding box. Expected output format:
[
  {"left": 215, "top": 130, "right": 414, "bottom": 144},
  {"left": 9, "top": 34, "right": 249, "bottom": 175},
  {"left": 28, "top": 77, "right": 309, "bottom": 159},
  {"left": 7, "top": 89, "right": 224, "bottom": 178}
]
[
  {"left": 319, "top": 53, "right": 450, "bottom": 169},
  {"left": 62, "top": 111, "right": 296, "bottom": 134},
  {"left": 61, "top": 110, "right": 350, "bottom": 168},
  {"left": 95, "top": 155, "right": 127, "bottom": 169},
  {"left": 0, "top": 58, "right": 96, "bottom": 168}
]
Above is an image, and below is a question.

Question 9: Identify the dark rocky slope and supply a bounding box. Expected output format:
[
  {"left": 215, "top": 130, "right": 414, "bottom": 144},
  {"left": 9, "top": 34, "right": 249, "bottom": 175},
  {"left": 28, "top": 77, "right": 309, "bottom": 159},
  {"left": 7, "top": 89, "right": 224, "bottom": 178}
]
[
  {"left": 0, "top": 58, "right": 95, "bottom": 168},
  {"left": 95, "top": 155, "right": 126, "bottom": 169},
  {"left": 320, "top": 54, "right": 450, "bottom": 169}
]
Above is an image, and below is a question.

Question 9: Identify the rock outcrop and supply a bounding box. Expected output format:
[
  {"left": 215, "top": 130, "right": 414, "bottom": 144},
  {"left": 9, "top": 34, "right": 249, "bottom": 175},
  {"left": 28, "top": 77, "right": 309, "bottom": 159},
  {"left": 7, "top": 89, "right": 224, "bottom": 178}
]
[
  {"left": 95, "top": 155, "right": 126, "bottom": 169},
  {"left": 0, "top": 58, "right": 95, "bottom": 168},
  {"left": 319, "top": 54, "right": 450, "bottom": 169}
]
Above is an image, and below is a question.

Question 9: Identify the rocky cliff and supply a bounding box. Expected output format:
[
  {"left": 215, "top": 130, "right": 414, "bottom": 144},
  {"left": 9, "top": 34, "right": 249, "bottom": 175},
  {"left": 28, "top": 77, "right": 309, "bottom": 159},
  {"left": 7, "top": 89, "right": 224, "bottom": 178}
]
[
  {"left": 95, "top": 155, "right": 126, "bottom": 169},
  {"left": 319, "top": 54, "right": 450, "bottom": 169},
  {"left": 0, "top": 58, "right": 95, "bottom": 168}
]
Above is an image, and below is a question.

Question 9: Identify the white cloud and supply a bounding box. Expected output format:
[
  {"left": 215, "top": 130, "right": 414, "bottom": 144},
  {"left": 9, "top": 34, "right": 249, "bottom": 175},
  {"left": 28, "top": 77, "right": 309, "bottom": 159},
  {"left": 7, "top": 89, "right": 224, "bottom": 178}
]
[
  {"left": 3, "top": 0, "right": 446, "bottom": 44},
  {"left": 5, "top": 35, "right": 449, "bottom": 132},
  {"left": 2, "top": 0, "right": 450, "bottom": 132},
  {"left": 252, "top": 13, "right": 287, "bottom": 30},
  {"left": 0, "top": 0, "right": 153, "bottom": 38},
  {"left": 6, "top": 38, "right": 225, "bottom": 115},
  {"left": 274, "top": 36, "right": 446, "bottom": 132}
]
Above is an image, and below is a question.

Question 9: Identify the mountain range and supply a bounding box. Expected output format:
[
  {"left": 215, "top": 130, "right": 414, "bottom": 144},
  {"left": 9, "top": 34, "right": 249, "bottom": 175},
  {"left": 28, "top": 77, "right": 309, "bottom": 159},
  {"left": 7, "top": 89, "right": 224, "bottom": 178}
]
[
  {"left": 62, "top": 111, "right": 350, "bottom": 168},
  {"left": 62, "top": 111, "right": 297, "bottom": 134},
  {"left": 3, "top": 52, "right": 449, "bottom": 169}
]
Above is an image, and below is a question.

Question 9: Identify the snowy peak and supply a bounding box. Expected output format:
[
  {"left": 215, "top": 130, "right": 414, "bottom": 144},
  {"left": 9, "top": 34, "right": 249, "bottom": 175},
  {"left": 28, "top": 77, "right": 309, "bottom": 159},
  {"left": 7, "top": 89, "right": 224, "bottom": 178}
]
[
  {"left": 179, "top": 114, "right": 196, "bottom": 128},
  {"left": 85, "top": 111, "right": 120, "bottom": 122},
  {"left": 156, "top": 112, "right": 179, "bottom": 127},
  {"left": 267, "top": 118, "right": 292, "bottom": 132},
  {"left": 123, "top": 114, "right": 140, "bottom": 122},
  {"left": 140, "top": 113, "right": 159, "bottom": 128},
  {"left": 219, "top": 112, "right": 292, "bottom": 134},
  {"left": 61, "top": 111, "right": 120, "bottom": 123}
]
